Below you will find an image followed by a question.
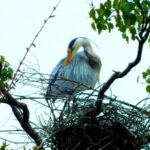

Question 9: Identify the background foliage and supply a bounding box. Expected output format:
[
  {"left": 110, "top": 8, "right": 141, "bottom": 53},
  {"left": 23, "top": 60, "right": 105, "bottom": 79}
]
[
  {"left": 89, "top": 0, "right": 150, "bottom": 43},
  {"left": 0, "top": 55, "right": 13, "bottom": 87}
]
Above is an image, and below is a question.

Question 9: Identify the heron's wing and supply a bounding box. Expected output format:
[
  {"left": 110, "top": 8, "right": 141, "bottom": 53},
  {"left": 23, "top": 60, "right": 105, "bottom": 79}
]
[
  {"left": 46, "top": 58, "right": 78, "bottom": 96},
  {"left": 46, "top": 52, "right": 98, "bottom": 96}
]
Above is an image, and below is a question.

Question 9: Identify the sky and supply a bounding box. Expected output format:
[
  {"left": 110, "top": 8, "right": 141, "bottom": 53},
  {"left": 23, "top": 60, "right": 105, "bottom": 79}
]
[{"left": 0, "top": 0, "right": 149, "bottom": 149}]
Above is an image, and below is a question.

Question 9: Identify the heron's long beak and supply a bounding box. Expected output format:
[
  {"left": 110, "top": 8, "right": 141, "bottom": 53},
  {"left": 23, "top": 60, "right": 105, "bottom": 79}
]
[{"left": 64, "top": 51, "right": 74, "bottom": 66}]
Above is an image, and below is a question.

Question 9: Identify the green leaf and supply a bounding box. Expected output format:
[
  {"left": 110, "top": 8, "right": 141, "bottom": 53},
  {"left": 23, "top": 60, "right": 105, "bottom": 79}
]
[
  {"left": 97, "top": 22, "right": 107, "bottom": 34},
  {"left": 104, "top": 0, "right": 112, "bottom": 17},
  {"left": 89, "top": 8, "right": 96, "bottom": 19},
  {"left": 97, "top": 7, "right": 104, "bottom": 17},
  {"left": 129, "top": 13, "right": 137, "bottom": 25},
  {"left": 108, "top": 22, "right": 114, "bottom": 32},
  {"left": 89, "top": 0, "right": 150, "bottom": 43},
  {"left": 146, "top": 85, "right": 150, "bottom": 93},
  {"left": 145, "top": 69, "right": 150, "bottom": 76},
  {"left": 113, "top": 0, "right": 119, "bottom": 9},
  {"left": 146, "top": 78, "right": 150, "bottom": 84},
  {"left": 142, "top": 72, "right": 147, "bottom": 79},
  {"left": 125, "top": 2, "right": 134, "bottom": 12},
  {"left": 129, "top": 26, "right": 136, "bottom": 34},
  {"left": 119, "top": 23, "right": 126, "bottom": 32},
  {"left": 0, "top": 142, "right": 9, "bottom": 150},
  {"left": 91, "top": 22, "right": 96, "bottom": 31},
  {"left": 104, "top": 9, "right": 111, "bottom": 18},
  {"left": 122, "top": 33, "right": 129, "bottom": 43},
  {"left": 104, "top": 0, "right": 111, "bottom": 9},
  {"left": 133, "top": 0, "right": 140, "bottom": 3},
  {"left": 129, "top": 26, "right": 137, "bottom": 40}
]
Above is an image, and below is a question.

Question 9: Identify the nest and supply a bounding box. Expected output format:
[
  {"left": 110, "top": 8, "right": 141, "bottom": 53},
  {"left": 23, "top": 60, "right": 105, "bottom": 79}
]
[
  {"left": 41, "top": 91, "right": 150, "bottom": 150},
  {"left": 15, "top": 67, "right": 150, "bottom": 150}
]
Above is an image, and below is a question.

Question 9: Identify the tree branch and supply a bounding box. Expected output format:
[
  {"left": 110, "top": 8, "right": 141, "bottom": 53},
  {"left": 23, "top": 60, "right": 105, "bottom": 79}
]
[
  {"left": 95, "top": 38, "right": 144, "bottom": 113},
  {"left": 1, "top": 87, "right": 43, "bottom": 148},
  {"left": 95, "top": 18, "right": 150, "bottom": 115}
]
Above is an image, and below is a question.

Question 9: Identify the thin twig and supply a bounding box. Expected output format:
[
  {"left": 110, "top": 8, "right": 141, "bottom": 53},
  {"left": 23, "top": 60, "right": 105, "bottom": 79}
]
[
  {"left": 8, "top": 0, "right": 62, "bottom": 91},
  {"left": 0, "top": 136, "right": 32, "bottom": 145}
]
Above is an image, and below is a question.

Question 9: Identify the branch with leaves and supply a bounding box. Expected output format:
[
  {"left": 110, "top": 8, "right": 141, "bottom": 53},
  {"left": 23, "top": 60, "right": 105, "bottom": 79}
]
[{"left": 88, "top": 0, "right": 150, "bottom": 115}]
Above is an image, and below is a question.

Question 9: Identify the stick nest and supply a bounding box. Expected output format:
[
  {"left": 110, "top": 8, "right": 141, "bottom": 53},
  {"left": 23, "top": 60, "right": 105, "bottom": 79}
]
[
  {"left": 16, "top": 68, "right": 150, "bottom": 149},
  {"left": 41, "top": 90, "right": 150, "bottom": 150}
]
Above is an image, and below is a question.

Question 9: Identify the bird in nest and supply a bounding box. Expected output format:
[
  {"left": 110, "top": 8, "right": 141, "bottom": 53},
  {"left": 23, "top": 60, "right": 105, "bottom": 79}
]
[{"left": 45, "top": 37, "right": 102, "bottom": 99}]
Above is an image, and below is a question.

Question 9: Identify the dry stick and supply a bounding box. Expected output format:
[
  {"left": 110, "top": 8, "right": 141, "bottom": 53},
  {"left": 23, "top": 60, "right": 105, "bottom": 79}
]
[{"left": 104, "top": 95, "right": 150, "bottom": 116}]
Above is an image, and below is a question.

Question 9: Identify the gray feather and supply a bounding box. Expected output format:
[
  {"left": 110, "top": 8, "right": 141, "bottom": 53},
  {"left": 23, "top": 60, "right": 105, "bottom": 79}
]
[{"left": 46, "top": 51, "right": 98, "bottom": 96}]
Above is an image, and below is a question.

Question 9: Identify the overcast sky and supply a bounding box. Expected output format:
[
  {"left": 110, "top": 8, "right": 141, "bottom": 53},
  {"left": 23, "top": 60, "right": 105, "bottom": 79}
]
[{"left": 0, "top": 0, "right": 149, "bottom": 148}]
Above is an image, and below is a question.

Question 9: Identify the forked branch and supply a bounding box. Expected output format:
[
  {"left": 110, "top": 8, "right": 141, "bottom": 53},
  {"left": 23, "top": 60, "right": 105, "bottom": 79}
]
[
  {"left": 0, "top": 87, "right": 43, "bottom": 147},
  {"left": 95, "top": 15, "right": 150, "bottom": 114}
]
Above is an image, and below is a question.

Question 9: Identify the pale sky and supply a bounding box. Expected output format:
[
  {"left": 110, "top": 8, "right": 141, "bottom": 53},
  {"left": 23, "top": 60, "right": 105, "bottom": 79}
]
[{"left": 0, "top": 0, "right": 149, "bottom": 149}]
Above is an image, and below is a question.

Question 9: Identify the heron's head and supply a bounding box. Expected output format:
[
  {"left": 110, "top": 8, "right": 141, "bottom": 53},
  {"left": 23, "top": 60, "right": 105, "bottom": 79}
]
[{"left": 64, "top": 37, "right": 86, "bottom": 66}]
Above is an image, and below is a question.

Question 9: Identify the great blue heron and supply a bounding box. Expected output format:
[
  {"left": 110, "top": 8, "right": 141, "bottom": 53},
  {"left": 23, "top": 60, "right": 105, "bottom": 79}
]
[{"left": 46, "top": 37, "right": 102, "bottom": 98}]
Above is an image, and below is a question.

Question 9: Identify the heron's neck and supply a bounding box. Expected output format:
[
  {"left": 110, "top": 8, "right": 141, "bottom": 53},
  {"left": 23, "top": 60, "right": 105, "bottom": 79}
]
[
  {"left": 82, "top": 40, "right": 100, "bottom": 64},
  {"left": 76, "top": 37, "right": 101, "bottom": 65},
  {"left": 80, "top": 38, "right": 101, "bottom": 82}
]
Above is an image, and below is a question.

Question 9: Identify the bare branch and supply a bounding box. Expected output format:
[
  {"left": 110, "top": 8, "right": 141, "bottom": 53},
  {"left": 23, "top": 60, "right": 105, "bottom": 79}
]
[
  {"left": 8, "top": 0, "right": 62, "bottom": 91},
  {"left": 93, "top": 39, "right": 144, "bottom": 114},
  {"left": 98, "top": 40, "right": 144, "bottom": 99}
]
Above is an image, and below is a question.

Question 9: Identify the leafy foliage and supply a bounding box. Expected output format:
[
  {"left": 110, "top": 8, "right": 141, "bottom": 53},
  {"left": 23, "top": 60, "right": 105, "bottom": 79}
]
[
  {"left": 0, "top": 142, "right": 8, "bottom": 150},
  {"left": 89, "top": 0, "right": 150, "bottom": 43},
  {"left": 142, "top": 68, "right": 150, "bottom": 93},
  {"left": 90, "top": 0, "right": 150, "bottom": 93},
  {"left": 0, "top": 55, "right": 13, "bottom": 88}
]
